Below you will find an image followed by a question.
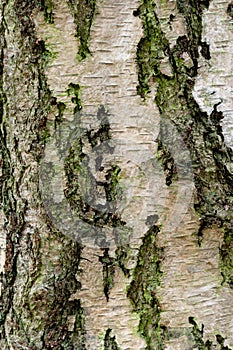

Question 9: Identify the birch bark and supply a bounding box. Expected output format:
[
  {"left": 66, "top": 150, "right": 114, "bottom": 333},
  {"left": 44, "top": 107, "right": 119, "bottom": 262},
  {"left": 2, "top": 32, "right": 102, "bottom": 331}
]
[{"left": 0, "top": 1, "right": 233, "bottom": 349}]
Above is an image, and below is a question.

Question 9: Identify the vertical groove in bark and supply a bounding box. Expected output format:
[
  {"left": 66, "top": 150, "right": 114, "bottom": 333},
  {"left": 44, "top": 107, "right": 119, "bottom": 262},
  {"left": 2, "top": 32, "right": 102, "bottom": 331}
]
[
  {"left": 128, "top": 225, "right": 165, "bottom": 349},
  {"left": 0, "top": 1, "right": 85, "bottom": 349},
  {"left": 1, "top": 0, "right": 233, "bottom": 349},
  {"left": 136, "top": 0, "right": 233, "bottom": 242},
  {"left": 133, "top": 0, "right": 233, "bottom": 347}
]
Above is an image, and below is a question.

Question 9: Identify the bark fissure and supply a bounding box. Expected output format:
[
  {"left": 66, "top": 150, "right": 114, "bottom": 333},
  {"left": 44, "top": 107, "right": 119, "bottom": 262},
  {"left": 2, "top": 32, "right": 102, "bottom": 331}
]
[
  {"left": 104, "top": 328, "right": 121, "bottom": 350},
  {"left": 128, "top": 225, "right": 165, "bottom": 349},
  {"left": 0, "top": 1, "right": 86, "bottom": 348},
  {"left": 99, "top": 248, "right": 116, "bottom": 302},
  {"left": 67, "top": 0, "right": 97, "bottom": 61},
  {"left": 135, "top": 0, "right": 233, "bottom": 284},
  {"left": 189, "top": 317, "right": 233, "bottom": 350},
  {"left": 1, "top": 0, "right": 233, "bottom": 348},
  {"left": 128, "top": 0, "right": 233, "bottom": 346},
  {"left": 63, "top": 107, "right": 127, "bottom": 238}
]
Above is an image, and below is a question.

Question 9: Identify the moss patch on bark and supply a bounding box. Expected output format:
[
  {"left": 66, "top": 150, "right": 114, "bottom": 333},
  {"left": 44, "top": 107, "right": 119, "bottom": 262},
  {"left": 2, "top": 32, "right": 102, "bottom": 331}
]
[
  {"left": 127, "top": 225, "right": 166, "bottom": 349},
  {"left": 189, "top": 317, "right": 232, "bottom": 349},
  {"left": 99, "top": 248, "right": 116, "bottom": 302},
  {"left": 67, "top": 0, "right": 96, "bottom": 61},
  {"left": 64, "top": 106, "right": 128, "bottom": 247},
  {"left": 104, "top": 328, "right": 121, "bottom": 350},
  {"left": 0, "top": 1, "right": 86, "bottom": 348},
  {"left": 135, "top": 0, "right": 233, "bottom": 285},
  {"left": 39, "top": 0, "right": 54, "bottom": 24}
]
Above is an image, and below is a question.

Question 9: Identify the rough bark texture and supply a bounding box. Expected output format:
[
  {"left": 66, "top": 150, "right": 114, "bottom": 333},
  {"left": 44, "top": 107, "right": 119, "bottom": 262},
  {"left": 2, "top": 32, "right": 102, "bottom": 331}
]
[{"left": 0, "top": 0, "right": 233, "bottom": 349}]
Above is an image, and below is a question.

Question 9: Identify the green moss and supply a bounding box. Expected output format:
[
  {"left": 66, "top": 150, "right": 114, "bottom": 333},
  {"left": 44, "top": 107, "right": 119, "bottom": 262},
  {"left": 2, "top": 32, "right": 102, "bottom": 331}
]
[
  {"left": 104, "top": 328, "right": 121, "bottom": 350},
  {"left": 189, "top": 317, "right": 212, "bottom": 349},
  {"left": 189, "top": 317, "right": 232, "bottom": 350},
  {"left": 134, "top": 1, "right": 170, "bottom": 98},
  {"left": 72, "top": 299, "right": 87, "bottom": 349},
  {"left": 0, "top": 2, "right": 86, "bottom": 348},
  {"left": 156, "top": 138, "right": 178, "bottom": 186},
  {"left": 40, "top": 0, "right": 54, "bottom": 24},
  {"left": 105, "top": 165, "right": 122, "bottom": 202},
  {"left": 127, "top": 225, "right": 166, "bottom": 349},
  {"left": 67, "top": 82, "right": 82, "bottom": 113},
  {"left": 54, "top": 99, "right": 66, "bottom": 127},
  {"left": 136, "top": 0, "right": 233, "bottom": 285},
  {"left": 99, "top": 248, "right": 116, "bottom": 302},
  {"left": 64, "top": 106, "right": 127, "bottom": 239},
  {"left": 219, "top": 224, "right": 233, "bottom": 287},
  {"left": 115, "top": 245, "right": 130, "bottom": 277},
  {"left": 67, "top": 0, "right": 96, "bottom": 61}
]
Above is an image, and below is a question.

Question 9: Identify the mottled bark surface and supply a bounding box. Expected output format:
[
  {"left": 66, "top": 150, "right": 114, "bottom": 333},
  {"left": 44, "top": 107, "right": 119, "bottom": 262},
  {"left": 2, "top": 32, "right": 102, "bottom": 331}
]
[{"left": 0, "top": 0, "right": 233, "bottom": 349}]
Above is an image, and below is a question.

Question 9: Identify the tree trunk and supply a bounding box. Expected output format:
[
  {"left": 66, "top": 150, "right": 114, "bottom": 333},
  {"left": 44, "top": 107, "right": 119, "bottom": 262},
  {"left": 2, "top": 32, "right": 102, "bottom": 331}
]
[{"left": 1, "top": 0, "right": 233, "bottom": 349}]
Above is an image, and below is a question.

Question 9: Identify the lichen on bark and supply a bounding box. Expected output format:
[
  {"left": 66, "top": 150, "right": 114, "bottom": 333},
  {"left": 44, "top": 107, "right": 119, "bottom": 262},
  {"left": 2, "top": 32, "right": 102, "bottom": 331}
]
[
  {"left": 0, "top": 1, "right": 86, "bottom": 348},
  {"left": 189, "top": 317, "right": 233, "bottom": 349},
  {"left": 2, "top": 0, "right": 233, "bottom": 348},
  {"left": 128, "top": 225, "right": 166, "bottom": 349},
  {"left": 135, "top": 0, "right": 233, "bottom": 286},
  {"left": 63, "top": 106, "right": 126, "bottom": 234},
  {"left": 67, "top": 0, "right": 96, "bottom": 61},
  {"left": 103, "top": 328, "right": 121, "bottom": 350}
]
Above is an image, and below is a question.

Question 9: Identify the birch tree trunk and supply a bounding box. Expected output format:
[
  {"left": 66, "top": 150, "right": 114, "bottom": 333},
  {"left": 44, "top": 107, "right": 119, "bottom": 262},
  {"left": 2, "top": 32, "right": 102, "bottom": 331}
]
[{"left": 1, "top": 0, "right": 233, "bottom": 349}]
